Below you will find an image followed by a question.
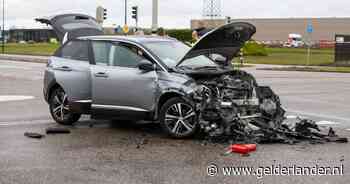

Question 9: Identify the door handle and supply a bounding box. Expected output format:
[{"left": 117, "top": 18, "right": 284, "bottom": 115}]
[
  {"left": 54, "top": 66, "right": 72, "bottom": 72},
  {"left": 94, "top": 72, "right": 109, "bottom": 78}
]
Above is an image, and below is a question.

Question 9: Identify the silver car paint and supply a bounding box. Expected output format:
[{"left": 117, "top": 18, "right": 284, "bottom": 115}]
[
  {"left": 89, "top": 63, "right": 195, "bottom": 116},
  {"left": 45, "top": 41, "right": 196, "bottom": 119},
  {"left": 47, "top": 56, "right": 91, "bottom": 102},
  {"left": 91, "top": 64, "right": 158, "bottom": 111},
  {"left": 157, "top": 72, "right": 195, "bottom": 95}
]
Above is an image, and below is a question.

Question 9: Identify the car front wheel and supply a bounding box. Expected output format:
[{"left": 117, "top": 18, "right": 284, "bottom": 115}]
[
  {"left": 49, "top": 87, "right": 81, "bottom": 125},
  {"left": 160, "top": 97, "right": 198, "bottom": 138}
]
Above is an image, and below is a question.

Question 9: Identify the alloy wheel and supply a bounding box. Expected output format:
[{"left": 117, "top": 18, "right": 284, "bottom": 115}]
[
  {"left": 51, "top": 89, "right": 70, "bottom": 121},
  {"left": 164, "top": 103, "right": 196, "bottom": 136}
]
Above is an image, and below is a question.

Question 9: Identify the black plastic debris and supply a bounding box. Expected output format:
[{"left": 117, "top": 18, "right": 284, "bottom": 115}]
[
  {"left": 204, "top": 117, "right": 348, "bottom": 144},
  {"left": 136, "top": 137, "right": 149, "bottom": 149},
  {"left": 24, "top": 132, "right": 45, "bottom": 139},
  {"left": 46, "top": 127, "right": 71, "bottom": 134}
]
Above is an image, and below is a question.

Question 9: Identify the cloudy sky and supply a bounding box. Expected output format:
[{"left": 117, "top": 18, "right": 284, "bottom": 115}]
[{"left": 4, "top": 0, "right": 350, "bottom": 29}]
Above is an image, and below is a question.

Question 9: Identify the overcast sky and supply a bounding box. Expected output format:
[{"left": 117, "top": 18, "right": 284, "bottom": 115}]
[{"left": 4, "top": 0, "right": 350, "bottom": 29}]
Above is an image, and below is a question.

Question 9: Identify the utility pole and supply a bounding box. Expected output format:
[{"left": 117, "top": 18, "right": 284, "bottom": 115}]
[
  {"left": 306, "top": 23, "right": 314, "bottom": 66},
  {"left": 307, "top": 36, "right": 311, "bottom": 66},
  {"left": 122, "top": 0, "right": 129, "bottom": 34},
  {"left": 2, "top": 0, "right": 4, "bottom": 54},
  {"left": 124, "top": 0, "right": 127, "bottom": 26},
  {"left": 152, "top": 0, "right": 158, "bottom": 31},
  {"left": 210, "top": 0, "right": 213, "bottom": 19}
]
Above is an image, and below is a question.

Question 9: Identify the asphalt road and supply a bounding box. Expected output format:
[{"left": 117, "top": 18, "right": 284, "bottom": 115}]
[{"left": 0, "top": 60, "right": 349, "bottom": 184}]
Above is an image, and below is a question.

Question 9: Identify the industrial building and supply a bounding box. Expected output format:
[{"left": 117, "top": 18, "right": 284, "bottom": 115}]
[
  {"left": 191, "top": 18, "right": 350, "bottom": 42},
  {"left": 9, "top": 29, "right": 57, "bottom": 42},
  {"left": 7, "top": 27, "right": 123, "bottom": 42}
]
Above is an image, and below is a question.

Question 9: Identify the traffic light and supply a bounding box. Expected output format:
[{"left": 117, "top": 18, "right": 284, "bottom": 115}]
[
  {"left": 226, "top": 16, "right": 232, "bottom": 24},
  {"left": 103, "top": 9, "right": 107, "bottom": 20},
  {"left": 132, "top": 6, "right": 138, "bottom": 21}
]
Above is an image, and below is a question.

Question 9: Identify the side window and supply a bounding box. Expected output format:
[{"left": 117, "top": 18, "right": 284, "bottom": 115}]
[
  {"left": 113, "top": 43, "right": 145, "bottom": 68},
  {"left": 92, "top": 41, "right": 113, "bottom": 66},
  {"left": 60, "top": 40, "right": 89, "bottom": 61},
  {"left": 92, "top": 41, "right": 148, "bottom": 68}
]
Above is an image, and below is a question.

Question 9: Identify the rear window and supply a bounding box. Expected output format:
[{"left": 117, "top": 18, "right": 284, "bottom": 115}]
[
  {"left": 58, "top": 40, "right": 89, "bottom": 61},
  {"left": 55, "top": 15, "right": 102, "bottom": 31},
  {"left": 62, "top": 23, "right": 100, "bottom": 30}
]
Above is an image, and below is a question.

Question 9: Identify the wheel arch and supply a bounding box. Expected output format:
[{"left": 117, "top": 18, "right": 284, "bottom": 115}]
[
  {"left": 155, "top": 91, "right": 185, "bottom": 120},
  {"left": 158, "top": 92, "right": 183, "bottom": 110},
  {"left": 46, "top": 82, "right": 63, "bottom": 102}
]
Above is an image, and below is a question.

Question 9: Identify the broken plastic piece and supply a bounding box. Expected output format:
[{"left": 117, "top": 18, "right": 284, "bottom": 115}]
[
  {"left": 328, "top": 128, "right": 336, "bottom": 137},
  {"left": 24, "top": 132, "right": 44, "bottom": 139},
  {"left": 225, "top": 144, "right": 257, "bottom": 155},
  {"left": 46, "top": 127, "right": 71, "bottom": 134},
  {"left": 242, "top": 144, "right": 257, "bottom": 152},
  {"left": 229, "top": 144, "right": 251, "bottom": 154},
  {"left": 327, "top": 137, "right": 348, "bottom": 143}
]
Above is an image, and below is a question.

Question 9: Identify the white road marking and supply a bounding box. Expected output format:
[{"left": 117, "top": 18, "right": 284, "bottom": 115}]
[
  {"left": 316, "top": 121, "right": 340, "bottom": 125},
  {"left": 286, "top": 112, "right": 344, "bottom": 126},
  {"left": 286, "top": 115, "right": 297, "bottom": 119},
  {"left": 0, "top": 65, "right": 30, "bottom": 70},
  {"left": 0, "top": 120, "right": 54, "bottom": 127},
  {"left": 286, "top": 115, "right": 307, "bottom": 119},
  {"left": 346, "top": 129, "right": 350, "bottom": 131},
  {"left": 0, "top": 95, "right": 35, "bottom": 102},
  {"left": 286, "top": 108, "right": 350, "bottom": 123}
]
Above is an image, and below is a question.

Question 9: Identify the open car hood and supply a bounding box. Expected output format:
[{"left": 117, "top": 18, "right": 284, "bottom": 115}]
[
  {"left": 36, "top": 13, "right": 104, "bottom": 43},
  {"left": 176, "top": 22, "right": 256, "bottom": 67}
]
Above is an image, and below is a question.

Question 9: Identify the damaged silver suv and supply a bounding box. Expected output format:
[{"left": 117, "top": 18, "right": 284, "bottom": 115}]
[{"left": 38, "top": 14, "right": 283, "bottom": 138}]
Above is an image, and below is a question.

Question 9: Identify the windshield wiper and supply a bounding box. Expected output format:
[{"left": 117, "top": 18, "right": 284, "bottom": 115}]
[
  {"left": 194, "top": 66, "right": 219, "bottom": 70},
  {"left": 176, "top": 65, "right": 193, "bottom": 70}
]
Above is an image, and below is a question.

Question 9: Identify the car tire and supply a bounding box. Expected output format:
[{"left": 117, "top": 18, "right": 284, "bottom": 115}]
[
  {"left": 49, "top": 87, "right": 81, "bottom": 125},
  {"left": 159, "top": 97, "right": 198, "bottom": 138}
]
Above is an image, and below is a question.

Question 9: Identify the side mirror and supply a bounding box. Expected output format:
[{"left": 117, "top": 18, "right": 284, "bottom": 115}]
[{"left": 138, "top": 60, "right": 155, "bottom": 72}]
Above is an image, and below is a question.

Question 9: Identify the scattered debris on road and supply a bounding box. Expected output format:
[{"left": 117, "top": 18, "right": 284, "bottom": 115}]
[
  {"left": 136, "top": 138, "right": 149, "bottom": 149},
  {"left": 206, "top": 116, "right": 348, "bottom": 144},
  {"left": 226, "top": 144, "right": 257, "bottom": 155},
  {"left": 24, "top": 132, "right": 45, "bottom": 139},
  {"left": 24, "top": 127, "right": 71, "bottom": 139},
  {"left": 46, "top": 127, "right": 71, "bottom": 134}
]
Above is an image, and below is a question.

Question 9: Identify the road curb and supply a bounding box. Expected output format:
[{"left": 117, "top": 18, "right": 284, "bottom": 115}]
[{"left": 0, "top": 54, "right": 48, "bottom": 64}]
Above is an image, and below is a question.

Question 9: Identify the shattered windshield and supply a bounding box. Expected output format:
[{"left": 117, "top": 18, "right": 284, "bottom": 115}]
[{"left": 144, "top": 41, "right": 217, "bottom": 68}]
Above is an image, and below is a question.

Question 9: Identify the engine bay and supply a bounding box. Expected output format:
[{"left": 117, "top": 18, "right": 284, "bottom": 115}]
[{"left": 186, "top": 70, "right": 347, "bottom": 144}]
